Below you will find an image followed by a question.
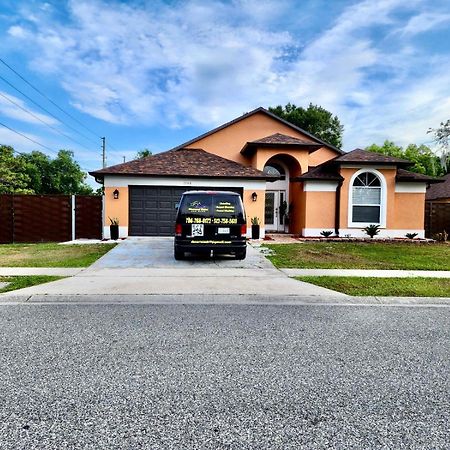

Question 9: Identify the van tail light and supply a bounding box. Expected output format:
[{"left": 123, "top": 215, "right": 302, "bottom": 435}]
[
  {"left": 175, "top": 224, "right": 182, "bottom": 236},
  {"left": 241, "top": 224, "right": 247, "bottom": 236}
]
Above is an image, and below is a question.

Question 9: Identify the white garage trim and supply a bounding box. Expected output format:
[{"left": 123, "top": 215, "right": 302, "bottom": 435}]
[{"left": 104, "top": 176, "right": 266, "bottom": 190}]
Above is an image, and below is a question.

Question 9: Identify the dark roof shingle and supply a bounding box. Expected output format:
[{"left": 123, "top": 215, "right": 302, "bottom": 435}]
[
  {"left": 425, "top": 173, "right": 450, "bottom": 199},
  {"left": 335, "top": 148, "right": 411, "bottom": 165},
  {"left": 90, "top": 148, "right": 271, "bottom": 179},
  {"left": 249, "top": 133, "right": 317, "bottom": 145},
  {"left": 396, "top": 168, "right": 444, "bottom": 184},
  {"left": 293, "top": 164, "right": 343, "bottom": 182}
]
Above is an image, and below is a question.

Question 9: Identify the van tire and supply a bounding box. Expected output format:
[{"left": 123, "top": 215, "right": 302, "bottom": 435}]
[
  {"left": 174, "top": 247, "right": 184, "bottom": 260},
  {"left": 235, "top": 249, "right": 246, "bottom": 260}
]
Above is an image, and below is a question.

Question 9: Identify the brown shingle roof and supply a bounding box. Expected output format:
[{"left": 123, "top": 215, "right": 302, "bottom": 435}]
[
  {"left": 396, "top": 168, "right": 444, "bottom": 184},
  {"left": 241, "top": 133, "right": 322, "bottom": 155},
  {"left": 335, "top": 148, "right": 411, "bottom": 165},
  {"left": 293, "top": 163, "right": 343, "bottom": 182},
  {"left": 249, "top": 133, "right": 317, "bottom": 145},
  {"left": 426, "top": 173, "right": 450, "bottom": 199},
  {"left": 90, "top": 148, "right": 272, "bottom": 180}
]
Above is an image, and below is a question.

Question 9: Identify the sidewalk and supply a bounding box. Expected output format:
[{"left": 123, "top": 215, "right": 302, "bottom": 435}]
[
  {"left": 0, "top": 268, "right": 83, "bottom": 276},
  {"left": 281, "top": 269, "right": 450, "bottom": 278}
]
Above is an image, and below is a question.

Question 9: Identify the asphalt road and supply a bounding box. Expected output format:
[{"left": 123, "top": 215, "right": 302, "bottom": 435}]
[{"left": 0, "top": 304, "right": 448, "bottom": 449}]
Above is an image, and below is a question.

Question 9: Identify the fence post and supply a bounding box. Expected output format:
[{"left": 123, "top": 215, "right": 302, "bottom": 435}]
[{"left": 71, "top": 195, "right": 76, "bottom": 241}]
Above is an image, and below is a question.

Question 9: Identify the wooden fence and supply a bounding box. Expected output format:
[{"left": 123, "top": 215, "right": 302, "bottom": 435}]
[
  {"left": 0, "top": 194, "right": 103, "bottom": 243},
  {"left": 425, "top": 201, "right": 450, "bottom": 238}
]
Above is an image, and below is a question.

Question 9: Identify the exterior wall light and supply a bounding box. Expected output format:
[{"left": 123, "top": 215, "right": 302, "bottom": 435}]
[
  {"left": 251, "top": 192, "right": 257, "bottom": 202},
  {"left": 113, "top": 189, "right": 120, "bottom": 199}
]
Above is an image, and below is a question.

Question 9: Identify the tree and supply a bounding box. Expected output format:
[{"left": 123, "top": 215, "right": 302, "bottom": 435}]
[
  {"left": 268, "top": 103, "right": 344, "bottom": 148},
  {"left": 0, "top": 146, "right": 94, "bottom": 194},
  {"left": 135, "top": 148, "right": 152, "bottom": 159},
  {"left": 0, "top": 145, "right": 33, "bottom": 194},
  {"left": 366, "top": 140, "right": 445, "bottom": 177},
  {"left": 427, "top": 119, "right": 450, "bottom": 172}
]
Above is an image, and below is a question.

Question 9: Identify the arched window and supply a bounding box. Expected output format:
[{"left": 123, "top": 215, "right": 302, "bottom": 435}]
[
  {"left": 263, "top": 163, "right": 285, "bottom": 179},
  {"left": 351, "top": 171, "right": 382, "bottom": 224}
]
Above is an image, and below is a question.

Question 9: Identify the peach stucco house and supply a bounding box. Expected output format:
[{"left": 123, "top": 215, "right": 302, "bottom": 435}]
[{"left": 90, "top": 107, "right": 440, "bottom": 239}]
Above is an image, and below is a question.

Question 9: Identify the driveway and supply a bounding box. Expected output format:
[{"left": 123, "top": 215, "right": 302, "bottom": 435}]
[
  {"left": 90, "top": 237, "right": 273, "bottom": 269},
  {"left": 1, "top": 238, "right": 345, "bottom": 299}
]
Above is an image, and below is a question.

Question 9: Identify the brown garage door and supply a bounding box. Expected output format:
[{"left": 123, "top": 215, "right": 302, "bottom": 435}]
[{"left": 129, "top": 186, "right": 243, "bottom": 236}]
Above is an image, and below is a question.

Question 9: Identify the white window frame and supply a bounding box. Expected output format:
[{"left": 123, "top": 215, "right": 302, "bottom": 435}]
[{"left": 348, "top": 168, "right": 387, "bottom": 228}]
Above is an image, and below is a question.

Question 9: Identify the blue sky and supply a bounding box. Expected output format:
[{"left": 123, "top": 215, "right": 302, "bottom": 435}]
[{"left": 0, "top": 0, "right": 449, "bottom": 179}]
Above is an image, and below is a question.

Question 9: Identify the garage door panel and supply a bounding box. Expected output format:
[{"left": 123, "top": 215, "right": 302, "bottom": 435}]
[{"left": 129, "top": 186, "right": 243, "bottom": 236}]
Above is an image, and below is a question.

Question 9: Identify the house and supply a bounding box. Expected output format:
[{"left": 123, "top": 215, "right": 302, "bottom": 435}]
[
  {"left": 426, "top": 173, "right": 450, "bottom": 203},
  {"left": 90, "top": 107, "right": 441, "bottom": 239}
]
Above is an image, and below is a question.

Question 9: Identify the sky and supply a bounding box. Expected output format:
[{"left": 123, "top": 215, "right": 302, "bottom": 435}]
[{"left": 0, "top": 0, "right": 449, "bottom": 180}]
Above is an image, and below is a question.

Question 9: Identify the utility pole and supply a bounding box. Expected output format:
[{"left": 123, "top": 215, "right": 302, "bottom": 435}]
[{"left": 101, "top": 137, "right": 106, "bottom": 168}]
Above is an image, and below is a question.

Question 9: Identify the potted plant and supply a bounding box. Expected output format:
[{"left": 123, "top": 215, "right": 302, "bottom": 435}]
[
  {"left": 109, "top": 217, "right": 119, "bottom": 240},
  {"left": 251, "top": 217, "right": 260, "bottom": 239}
]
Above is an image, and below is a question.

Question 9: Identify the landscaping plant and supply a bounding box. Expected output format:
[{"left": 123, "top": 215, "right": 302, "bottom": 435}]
[
  {"left": 363, "top": 224, "right": 381, "bottom": 238},
  {"left": 320, "top": 230, "right": 333, "bottom": 238},
  {"left": 405, "top": 232, "right": 418, "bottom": 239}
]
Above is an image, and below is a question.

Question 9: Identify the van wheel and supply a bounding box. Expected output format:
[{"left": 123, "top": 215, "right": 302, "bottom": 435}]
[
  {"left": 174, "top": 247, "right": 184, "bottom": 260},
  {"left": 235, "top": 249, "right": 246, "bottom": 260}
]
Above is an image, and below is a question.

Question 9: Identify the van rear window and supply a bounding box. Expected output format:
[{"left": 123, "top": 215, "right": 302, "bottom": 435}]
[{"left": 179, "top": 194, "right": 244, "bottom": 219}]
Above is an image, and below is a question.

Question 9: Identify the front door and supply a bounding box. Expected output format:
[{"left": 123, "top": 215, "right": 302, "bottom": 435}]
[{"left": 265, "top": 190, "right": 286, "bottom": 232}]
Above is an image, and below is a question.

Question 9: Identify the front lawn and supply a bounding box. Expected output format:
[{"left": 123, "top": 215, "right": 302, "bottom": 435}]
[
  {"left": 296, "top": 276, "right": 450, "bottom": 297},
  {"left": 0, "top": 276, "right": 64, "bottom": 293},
  {"left": 265, "top": 242, "right": 450, "bottom": 270},
  {"left": 0, "top": 243, "right": 116, "bottom": 267}
]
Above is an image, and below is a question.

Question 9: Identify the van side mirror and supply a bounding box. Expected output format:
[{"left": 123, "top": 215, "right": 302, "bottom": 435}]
[{"left": 174, "top": 202, "right": 180, "bottom": 210}]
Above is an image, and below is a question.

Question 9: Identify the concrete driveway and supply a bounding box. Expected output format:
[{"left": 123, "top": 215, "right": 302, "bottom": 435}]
[{"left": 2, "top": 238, "right": 345, "bottom": 299}]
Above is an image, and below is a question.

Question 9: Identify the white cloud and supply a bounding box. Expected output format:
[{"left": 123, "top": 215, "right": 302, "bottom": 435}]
[
  {"left": 400, "top": 12, "right": 450, "bottom": 36},
  {"left": 0, "top": 91, "right": 59, "bottom": 125},
  {"left": 5, "top": 0, "right": 450, "bottom": 153}
]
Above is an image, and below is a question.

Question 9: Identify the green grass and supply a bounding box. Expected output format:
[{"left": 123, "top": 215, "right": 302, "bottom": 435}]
[
  {"left": 296, "top": 276, "right": 450, "bottom": 297},
  {"left": 0, "top": 276, "right": 65, "bottom": 293},
  {"left": 265, "top": 242, "right": 450, "bottom": 270},
  {"left": 0, "top": 243, "right": 116, "bottom": 267}
]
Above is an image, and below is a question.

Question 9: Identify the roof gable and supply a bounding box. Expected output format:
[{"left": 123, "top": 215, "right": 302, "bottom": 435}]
[{"left": 170, "top": 107, "right": 343, "bottom": 154}]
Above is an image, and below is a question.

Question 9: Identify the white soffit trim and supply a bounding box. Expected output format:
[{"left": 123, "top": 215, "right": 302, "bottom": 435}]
[
  {"left": 104, "top": 176, "right": 266, "bottom": 190},
  {"left": 395, "top": 182, "right": 426, "bottom": 193},
  {"left": 304, "top": 181, "right": 338, "bottom": 192}
]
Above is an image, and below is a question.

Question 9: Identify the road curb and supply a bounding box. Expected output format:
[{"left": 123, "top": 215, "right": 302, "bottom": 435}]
[{"left": 0, "top": 294, "right": 448, "bottom": 306}]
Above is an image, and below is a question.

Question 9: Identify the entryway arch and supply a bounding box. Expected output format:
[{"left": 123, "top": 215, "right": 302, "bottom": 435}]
[{"left": 264, "top": 154, "right": 301, "bottom": 232}]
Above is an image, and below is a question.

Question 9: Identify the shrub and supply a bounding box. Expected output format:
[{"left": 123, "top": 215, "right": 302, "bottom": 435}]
[
  {"left": 405, "top": 232, "right": 418, "bottom": 239},
  {"left": 363, "top": 224, "right": 381, "bottom": 238},
  {"left": 320, "top": 230, "right": 333, "bottom": 237},
  {"left": 432, "top": 231, "right": 448, "bottom": 242}
]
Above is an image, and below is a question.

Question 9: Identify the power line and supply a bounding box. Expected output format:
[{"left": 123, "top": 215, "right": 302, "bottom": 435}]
[
  {"left": 0, "top": 90, "right": 94, "bottom": 152},
  {"left": 0, "top": 57, "right": 101, "bottom": 140},
  {"left": 0, "top": 73, "right": 99, "bottom": 146},
  {"left": 0, "top": 120, "right": 57, "bottom": 155}
]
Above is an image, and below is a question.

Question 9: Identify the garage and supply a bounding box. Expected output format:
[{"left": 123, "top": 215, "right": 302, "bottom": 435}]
[{"left": 129, "top": 186, "right": 243, "bottom": 236}]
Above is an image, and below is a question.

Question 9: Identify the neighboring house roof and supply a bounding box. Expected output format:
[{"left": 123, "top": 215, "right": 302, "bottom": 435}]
[
  {"left": 426, "top": 173, "right": 450, "bottom": 199},
  {"left": 334, "top": 148, "right": 411, "bottom": 166},
  {"left": 89, "top": 147, "right": 273, "bottom": 180},
  {"left": 168, "top": 107, "right": 344, "bottom": 154},
  {"left": 240, "top": 133, "right": 322, "bottom": 155}
]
